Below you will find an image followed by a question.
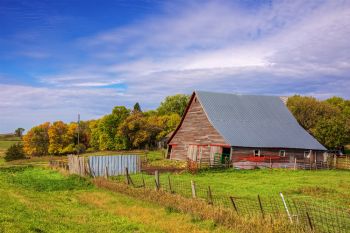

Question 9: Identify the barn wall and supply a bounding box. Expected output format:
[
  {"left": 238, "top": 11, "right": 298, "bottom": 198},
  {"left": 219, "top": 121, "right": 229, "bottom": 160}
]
[
  {"left": 169, "top": 95, "right": 228, "bottom": 160},
  {"left": 231, "top": 147, "right": 325, "bottom": 168}
]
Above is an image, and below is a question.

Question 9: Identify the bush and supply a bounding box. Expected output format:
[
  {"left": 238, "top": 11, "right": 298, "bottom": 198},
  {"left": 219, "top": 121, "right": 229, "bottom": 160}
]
[{"left": 4, "top": 143, "right": 26, "bottom": 161}]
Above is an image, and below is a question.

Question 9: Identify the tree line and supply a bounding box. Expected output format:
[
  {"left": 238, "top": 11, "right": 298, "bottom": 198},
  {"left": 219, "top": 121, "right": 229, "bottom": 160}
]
[
  {"left": 22, "top": 94, "right": 188, "bottom": 156},
  {"left": 21, "top": 94, "right": 350, "bottom": 157}
]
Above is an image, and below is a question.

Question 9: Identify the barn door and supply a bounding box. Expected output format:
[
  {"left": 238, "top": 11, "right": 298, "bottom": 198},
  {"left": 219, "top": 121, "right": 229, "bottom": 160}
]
[
  {"left": 210, "top": 146, "right": 222, "bottom": 166},
  {"left": 187, "top": 145, "right": 198, "bottom": 161}
]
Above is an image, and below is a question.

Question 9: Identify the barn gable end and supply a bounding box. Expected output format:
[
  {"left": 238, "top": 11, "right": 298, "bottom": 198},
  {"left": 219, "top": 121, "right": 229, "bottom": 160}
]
[{"left": 168, "top": 92, "right": 228, "bottom": 160}]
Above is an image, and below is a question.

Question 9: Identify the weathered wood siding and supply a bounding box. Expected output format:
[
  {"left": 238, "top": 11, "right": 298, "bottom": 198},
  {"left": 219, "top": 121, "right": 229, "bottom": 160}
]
[
  {"left": 169, "top": 95, "right": 228, "bottom": 160},
  {"left": 231, "top": 147, "right": 325, "bottom": 169}
]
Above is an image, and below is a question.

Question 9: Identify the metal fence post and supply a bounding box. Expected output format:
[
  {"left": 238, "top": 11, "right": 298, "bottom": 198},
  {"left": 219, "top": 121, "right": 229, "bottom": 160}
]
[
  {"left": 229, "top": 196, "right": 239, "bottom": 215},
  {"left": 280, "top": 192, "right": 293, "bottom": 223},
  {"left": 258, "top": 195, "right": 264, "bottom": 219}
]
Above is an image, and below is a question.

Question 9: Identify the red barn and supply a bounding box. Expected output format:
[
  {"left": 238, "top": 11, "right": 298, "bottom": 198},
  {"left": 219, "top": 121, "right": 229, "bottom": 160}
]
[{"left": 167, "top": 91, "right": 326, "bottom": 169}]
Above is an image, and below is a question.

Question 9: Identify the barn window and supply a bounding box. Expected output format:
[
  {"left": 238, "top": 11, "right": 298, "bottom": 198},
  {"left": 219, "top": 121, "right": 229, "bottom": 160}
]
[
  {"left": 279, "top": 150, "right": 286, "bottom": 157},
  {"left": 304, "top": 151, "right": 310, "bottom": 158},
  {"left": 254, "top": 149, "right": 261, "bottom": 157}
]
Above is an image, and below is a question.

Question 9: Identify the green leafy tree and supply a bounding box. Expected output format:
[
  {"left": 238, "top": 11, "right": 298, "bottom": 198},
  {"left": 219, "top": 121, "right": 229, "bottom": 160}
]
[
  {"left": 14, "top": 128, "right": 25, "bottom": 138},
  {"left": 313, "top": 116, "right": 350, "bottom": 149},
  {"left": 98, "top": 106, "right": 130, "bottom": 150},
  {"left": 157, "top": 94, "right": 190, "bottom": 116},
  {"left": 287, "top": 95, "right": 339, "bottom": 132},
  {"left": 4, "top": 143, "right": 26, "bottom": 161},
  {"left": 133, "top": 102, "right": 142, "bottom": 113}
]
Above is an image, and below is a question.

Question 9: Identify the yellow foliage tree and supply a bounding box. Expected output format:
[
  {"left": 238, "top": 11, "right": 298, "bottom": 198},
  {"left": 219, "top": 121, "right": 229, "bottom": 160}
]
[
  {"left": 23, "top": 122, "right": 50, "bottom": 156},
  {"left": 48, "top": 121, "right": 69, "bottom": 155}
]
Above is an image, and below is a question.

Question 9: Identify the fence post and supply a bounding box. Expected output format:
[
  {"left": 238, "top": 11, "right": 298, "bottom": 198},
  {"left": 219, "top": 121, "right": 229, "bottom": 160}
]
[
  {"left": 168, "top": 175, "right": 173, "bottom": 193},
  {"left": 334, "top": 154, "right": 337, "bottom": 168},
  {"left": 155, "top": 170, "right": 160, "bottom": 190},
  {"left": 279, "top": 192, "right": 293, "bottom": 223},
  {"left": 306, "top": 211, "right": 313, "bottom": 231},
  {"left": 229, "top": 196, "right": 239, "bottom": 214},
  {"left": 142, "top": 174, "right": 146, "bottom": 189},
  {"left": 104, "top": 166, "right": 109, "bottom": 179},
  {"left": 207, "top": 186, "right": 213, "bottom": 205},
  {"left": 125, "top": 167, "right": 130, "bottom": 185},
  {"left": 191, "top": 180, "right": 197, "bottom": 198},
  {"left": 294, "top": 158, "right": 297, "bottom": 170},
  {"left": 258, "top": 195, "right": 264, "bottom": 219}
]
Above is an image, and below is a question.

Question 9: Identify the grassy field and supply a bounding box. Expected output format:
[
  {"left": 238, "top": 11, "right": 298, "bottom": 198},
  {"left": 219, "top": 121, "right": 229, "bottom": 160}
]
[
  {"left": 124, "top": 168, "right": 350, "bottom": 208},
  {"left": 0, "top": 166, "right": 231, "bottom": 233}
]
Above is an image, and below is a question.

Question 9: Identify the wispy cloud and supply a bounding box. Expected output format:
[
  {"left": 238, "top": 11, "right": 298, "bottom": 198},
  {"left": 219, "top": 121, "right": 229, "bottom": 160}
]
[{"left": 1, "top": 0, "right": 350, "bottom": 132}]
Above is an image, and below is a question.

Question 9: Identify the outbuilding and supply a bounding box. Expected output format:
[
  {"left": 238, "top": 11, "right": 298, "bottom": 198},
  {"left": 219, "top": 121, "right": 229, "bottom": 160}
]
[{"left": 167, "top": 91, "right": 327, "bottom": 169}]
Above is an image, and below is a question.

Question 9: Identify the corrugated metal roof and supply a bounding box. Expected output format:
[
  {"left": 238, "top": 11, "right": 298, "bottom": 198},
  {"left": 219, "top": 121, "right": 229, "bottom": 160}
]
[{"left": 195, "top": 91, "right": 326, "bottom": 150}]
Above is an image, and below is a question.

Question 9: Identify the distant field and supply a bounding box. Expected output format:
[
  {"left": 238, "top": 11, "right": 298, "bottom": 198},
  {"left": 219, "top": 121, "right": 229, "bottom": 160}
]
[
  {"left": 124, "top": 169, "right": 350, "bottom": 208},
  {"left": 0, "top": 166, "right": 230, "bottom": 233}
]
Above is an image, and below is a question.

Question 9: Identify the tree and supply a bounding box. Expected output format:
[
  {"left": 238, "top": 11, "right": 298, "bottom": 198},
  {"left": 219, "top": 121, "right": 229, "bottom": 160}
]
[
  {"left": 133, "top": 102, "right": 142, "bottom": 113},
  {"left": 287, "top": 95, "right": 339, "bottom": 132},
  {"left": 98, "top": 106, "right": 130, "bottom": 150},
  {"left": 88, "top": 120, "right": 100, "bottom": 151},
  {"left": 14, "top": 128, "right": 25, "bottom": 138},
  {"left": 157, "top": 94, "right": 190, "bottom": 116},
  {"left": 4, "top": 143, "right": 26, "bottom": 161},
  {"left": 23, "top": 122, "right": 50, "bottom": 156},
  {"left": 313, "top": 116, "right": 350, "bottom": 149},
  {"left": 48, "top": 121, "right": 69, "bottom": 155}
]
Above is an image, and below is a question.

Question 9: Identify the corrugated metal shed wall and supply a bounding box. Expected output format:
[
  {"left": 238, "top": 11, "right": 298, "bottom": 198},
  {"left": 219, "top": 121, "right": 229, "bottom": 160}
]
[{"left": 88, "top": 155, "right": 141, "bottom": 177}]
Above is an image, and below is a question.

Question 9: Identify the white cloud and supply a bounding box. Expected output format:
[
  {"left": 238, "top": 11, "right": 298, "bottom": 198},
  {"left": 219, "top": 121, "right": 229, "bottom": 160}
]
[{"left": 2, "top": 0, "right": 350, "bottom": 132}]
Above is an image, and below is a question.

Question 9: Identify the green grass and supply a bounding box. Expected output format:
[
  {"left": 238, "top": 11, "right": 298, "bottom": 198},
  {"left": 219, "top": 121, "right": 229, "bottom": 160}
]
[
  {"left": 124, "top": 169, "right": 350, "bottom": 208},
  {"left": 0, "top": 166, "right": 230, "bottom": 233}
]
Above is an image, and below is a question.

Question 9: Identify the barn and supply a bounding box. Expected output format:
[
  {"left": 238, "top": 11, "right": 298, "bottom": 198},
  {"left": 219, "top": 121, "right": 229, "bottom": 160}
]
[{"left": 167, "top": 91, "right": 327, "bottom": 169}]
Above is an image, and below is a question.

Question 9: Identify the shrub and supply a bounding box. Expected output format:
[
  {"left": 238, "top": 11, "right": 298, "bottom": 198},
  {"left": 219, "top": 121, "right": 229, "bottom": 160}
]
[{"left": 4, "top": 143, "right": 26, "bottom": 161}]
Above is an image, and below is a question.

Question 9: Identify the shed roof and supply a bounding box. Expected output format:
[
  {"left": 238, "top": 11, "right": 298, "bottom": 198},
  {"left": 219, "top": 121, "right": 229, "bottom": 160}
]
[{"left": 195, "top": 91, "right": 326, "bottom": 150}]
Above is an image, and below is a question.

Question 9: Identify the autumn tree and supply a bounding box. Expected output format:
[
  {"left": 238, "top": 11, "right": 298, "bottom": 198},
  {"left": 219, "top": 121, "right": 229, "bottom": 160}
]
[
  {"left": 23, "top": 122, "right": 50, "bottom": 156},
  {"left": 48, "top": 121, "right": 69, "bottom": 155}
]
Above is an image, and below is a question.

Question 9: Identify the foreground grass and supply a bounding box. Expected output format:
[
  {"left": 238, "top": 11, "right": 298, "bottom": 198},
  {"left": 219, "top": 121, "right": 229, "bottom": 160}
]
[
  {"left": 0, "top": 166, "right": 230, "bottom": 233},
  {"left": 125, "top": 168, "right": 350, "bottom": 208}
]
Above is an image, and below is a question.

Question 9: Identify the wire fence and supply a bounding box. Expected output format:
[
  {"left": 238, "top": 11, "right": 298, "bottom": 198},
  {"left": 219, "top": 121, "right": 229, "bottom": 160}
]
[{"left": 111, "top": 171, "right": 350, "bottom": 233}]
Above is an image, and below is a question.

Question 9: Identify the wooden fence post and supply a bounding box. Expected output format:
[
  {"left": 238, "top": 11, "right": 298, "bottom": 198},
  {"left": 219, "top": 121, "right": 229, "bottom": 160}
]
[
  {"left": 258, "top": 195, "right": 264, "bottom": 219},
  {"left": 155, "top": 170, "right": 160, "bottom": 190},
  {"left": 142, "top": 174, "right": 146, "bottom": 189},
  {"left": 168, "top": 175, "right": 173, "bottom": 193},
  {"left": 104, "top": 166, "right": 109, "bottom": 179},
  {"left": 191, "top": 180, "right": 197, "bottom": 198},
  {"left": 294, "top": 158, "right": 297, "bottom": 170},
  {"left": 125, "top": 167, "right": 130, "bottom": 185},
  {"left": 207, "top": 186, "right": 213, "bottom": 205},
  {"left": 229, "top": 196, "right": 239, "bottom": 214}
]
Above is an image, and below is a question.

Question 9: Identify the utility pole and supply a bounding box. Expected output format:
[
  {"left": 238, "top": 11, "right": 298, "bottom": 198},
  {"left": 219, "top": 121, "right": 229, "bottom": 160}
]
[{"left": 77, "top": 113, "right": 80, "bottom": 155}]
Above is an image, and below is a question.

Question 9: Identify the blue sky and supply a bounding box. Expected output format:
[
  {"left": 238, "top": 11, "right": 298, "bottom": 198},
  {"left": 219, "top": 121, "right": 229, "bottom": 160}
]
[{"left": 0, "top": 0, "right": 350, "bottom": 133}]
